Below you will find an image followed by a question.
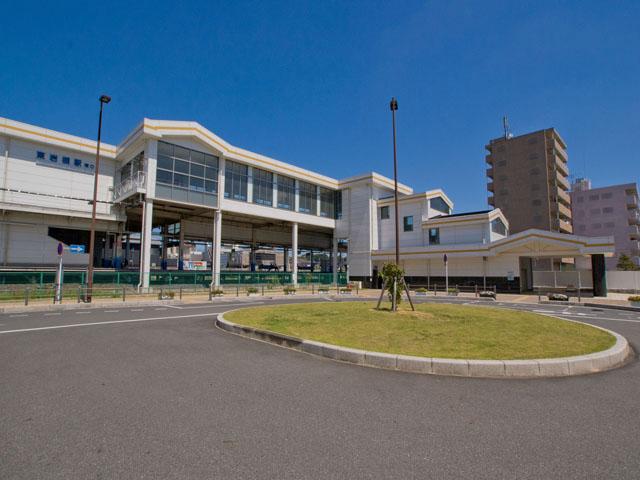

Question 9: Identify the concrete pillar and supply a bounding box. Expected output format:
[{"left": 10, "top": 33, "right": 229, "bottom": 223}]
[
  {"left": 247, "top": 166, "right": 254, "bottom": 203},
  {"left": 178, "top": 222, "right": 185, "bottom": 270},
  {"left": 141, "top": 199, "right": 153, "bottom": 289},
  {"left": 292, "top": 222, "right": 298, "bottom": 285},
  {"left": 332, "top": 237, "right": 338, "bottom": 285},
  {"left": 283, "top": 247, "right": 288, "bottom": 272},
  {"left": 591, "top": 254, "right": 607, "bottom": 297},
  {"left": 212, "top": 210, "right": 222, "bottom": 287},
  {"left": 125, "top": 233, "right": 131, "bottom": 267},
  {"left": 294, "top": 180, "right": 300, "bottom": 212},
  {"left": 161, "top": 226, "right": 168, "bottom": 261},
  {"left": 272, "top": 173, "right": 278, "bottom": 207}
]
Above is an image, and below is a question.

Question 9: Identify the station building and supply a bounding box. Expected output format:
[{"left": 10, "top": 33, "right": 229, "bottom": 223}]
[{"left": 0, "top": 116, "right": 614, "bottom": 293}]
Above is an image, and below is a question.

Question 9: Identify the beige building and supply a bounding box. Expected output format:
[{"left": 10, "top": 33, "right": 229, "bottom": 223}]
[{"left": 486, "top": 128, "right": 572, "bottom": 235}]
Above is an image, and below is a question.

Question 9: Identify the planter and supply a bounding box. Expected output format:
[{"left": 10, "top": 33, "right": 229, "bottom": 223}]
[{"left": 548, "top": 293, "right": 569, "bottom": 301}]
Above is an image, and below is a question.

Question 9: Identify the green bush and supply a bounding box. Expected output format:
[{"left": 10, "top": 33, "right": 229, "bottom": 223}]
[
  {"left": 380, "top": 263, "right": 404, "bottom": 305},
  {"left": 628, "top": 296, "right": 640, "bottom": 303},
  {"left": 211, "top": 289, "right": 224, "bottom": 296},
  {"left": 283, "top": 286, "right": 297, "bottom": 294},
  {"left": 415, "top": 287, "right": 427, "bottom": 293},
  {"left": 247, "top": 287, "right": 259, "bottom": 294}
]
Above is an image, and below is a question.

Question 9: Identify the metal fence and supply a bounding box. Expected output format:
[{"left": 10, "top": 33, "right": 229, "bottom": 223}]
[{"left": 0, "top": 270, "right": 348, "bottom": 287}]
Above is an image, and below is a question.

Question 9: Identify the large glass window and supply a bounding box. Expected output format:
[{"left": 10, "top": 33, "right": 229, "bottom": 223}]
[
  {"left": 224, "top": 160, "right": 248, "bottom": 201},
  {"left": 277, "top": 175, "right": 295, "bottom": 210},
  {"left": 380, "top": 206, "right": 389, "bottom": 219},
  {"left": 156, "top": 141, "right": 219, "bottom": 205},
  {"left": 403, "top": 216, "right": 414, "bottom": 232},
  {"left": 430, "top": 197, "right": 450, "bottom": 215},
  {"left": 320, "top": 187, "right": 334, "bottom": 218},
  {"left": 491, "top": 218, "right": 507, "bottom": 235},
  {"left": 253, "top": 168, "right": 274, "bottom": 206},
  {"left": 298, "top": 181, "right": 317, "bottom": 214}
]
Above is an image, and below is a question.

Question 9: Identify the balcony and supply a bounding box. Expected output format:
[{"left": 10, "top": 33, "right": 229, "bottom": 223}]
[
  {"left": 485, "top": 154, "right": 494, "bottom": 165},
  {"left": 555, "top": 156, "right": 569, "bottom": 177},
  {"left": 114, "top": 171, "right": 147, "bottom": 201},
  {"left": 627, "top": 195, "right": 639, "bottom": 208},
  {"left": 487, "top": 181, "right": 495, "bottom": 193},
  {"left": 552, "top": 202, "right": 572, "bottom": 220},
  {"left": 557, "top": 189, "right": 571, "bottom": 206},
  {"left": 555, "top": 218, "right": 573, "bottom": 234},
  {"left": 488, "top": 195, "right": 495, "bottom": 207},
  {"left": 629, "top": 225, "right": 640, "bottom": 240},
  {"left": 629, "top": 211, "right": 640, "bottom": 225},
  {"left": 552, "top": 171, "right": 570, "bottom": 191},
  {"left": 486, "top": 167, "right": 494, "bottom": 179}
]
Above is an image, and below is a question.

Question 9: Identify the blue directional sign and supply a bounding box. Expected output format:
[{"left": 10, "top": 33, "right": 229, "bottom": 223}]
[{"left": 68, "top": 244, "right": 86, "bottom": 254}]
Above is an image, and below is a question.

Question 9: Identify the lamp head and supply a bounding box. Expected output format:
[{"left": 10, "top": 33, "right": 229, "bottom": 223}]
[
  {"left": 99, "top": 95, "right": 111, "bottom": 104},
  {"left": 389, "top": 97, "right": 398, "bottom": 111}
]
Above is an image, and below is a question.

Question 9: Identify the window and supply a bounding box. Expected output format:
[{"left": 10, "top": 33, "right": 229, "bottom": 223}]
[
  {"left": 49, "top": 154, "right": 58, "bottom": 163},
  {"left": 224, "top": 160, "right": 248, "bottom": 201},
  {"left": 380, "top": 206, "right": 390, "bottom": 219},
  {"left": 528, "top": 153, "right": 539, "bottom": 160},
  {"left": 605, "top": 222, "right": 615, "bottom": 228},
  {"left": 62, "top": 156, "right": 70, "bottom": 165},
  {"left": 603, "top": 207, "right": 614, "bottom": 214},
  {"left": 36, "top": 151, "right": 45, "bottom": 160},
  {"left": 527, "top": 137, "right": 537, "bottom": 145},
  {"left": 430, "top": 197, "right": 450, "bottom": 214},
  {"left": 277, "top": 175, "right": 295, "bottom": 210},
  {"left": 497, "top": 159, "right": 507, "bottom": 167},
  {"left": 403, "top": 216, "right": 413, "bottom": 232},
  {"left": 590, "top": 208, "right": 601, "bottom": 215},
  {"left": 576, "top": 196, "right": 584, "bottom": 203},
  {"left": 298, "top": 181, "right": 317, "bottom": 214},
  {"left": 428, "top": 227, "right": 439, "bottom": 244},
  {"left": 320, "top": 187, "right": 335, "bottom": 218},
  {"left": 589, "top": 194, "right": 600, "bottom": 201},
  {"left": 499, "top": 189, "right": 508, "bottom": 196},
  {"left": 602, "top": 192, "right": 613, "bottom": 199},
  {"left": 252, "top": 168, "right": 273, "bottom": 206},
  {"left": 155, "top": 141, "right": 219, "bottom": 203},
  {"left": 335, "top": 190, "right": 343, "bottom": 219},
  {"left": 74, "top": 159, "right": 82, "bottom": 167},
  {"left": 491, "top": 218, "right": 507, "bottom": 235},
  {"left": 592, "top": 223, "right": 602, "bottom": 229}
]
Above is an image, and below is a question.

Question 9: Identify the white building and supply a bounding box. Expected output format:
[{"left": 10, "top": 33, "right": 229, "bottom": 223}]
[{"left": 0, "top": 116, "right": 614, "bottom": 293}]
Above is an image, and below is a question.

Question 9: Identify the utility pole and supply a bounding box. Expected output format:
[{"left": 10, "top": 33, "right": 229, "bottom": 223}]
[{"left": 390, "top": 97, "right": 399, "bottom": 265}]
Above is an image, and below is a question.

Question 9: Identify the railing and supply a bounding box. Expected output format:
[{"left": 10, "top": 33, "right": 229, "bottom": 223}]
[
  {"left": 532, "top": 270, "right": 592, "bottom": 289},
  {"left": 114, "top": 171, "right": 146, "bottom": 199},
  {"left": 0, "top": 270, "right": 348, "bottom": 288}
]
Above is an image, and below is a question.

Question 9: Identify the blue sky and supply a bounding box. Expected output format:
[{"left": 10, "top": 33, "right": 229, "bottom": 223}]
[{"left": 1, "top": 1, "right": 638, "bottom": 212}]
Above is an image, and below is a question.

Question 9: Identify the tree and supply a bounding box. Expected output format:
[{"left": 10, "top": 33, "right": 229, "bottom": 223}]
[
  {"left": 616, "top": 253, "right": 638, "bottom": 271},
  {"left": 380, "top": 263, "right": 404, "bottom": 307}
]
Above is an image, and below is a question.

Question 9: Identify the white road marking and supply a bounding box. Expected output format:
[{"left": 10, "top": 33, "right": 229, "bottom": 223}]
[
  {"left": 131, "top": 309, "right": 144, "bottom": 312},
  {"left": 75, "top": 311, "right": 91, "bottom": 314},
  {"left": 555, "top": 313, "right": 640, "bottom": 324},
  {"left": 104, "top": 310, "right": 119, "bottom": 313},
  {"left": 0, "top": 312, "right": 219, "bottom": 335},
  {"left": 155, "top": 308, "right": 167, "bottom": 311},
  {"left": 44, "top": 313, "right": 61, "bottom": 316},
  {"left": 533, "top": 310, "right": 555, "bottom": 313},
  {"left": 9, "top": 314, "right": 28, "bottom": 317}
]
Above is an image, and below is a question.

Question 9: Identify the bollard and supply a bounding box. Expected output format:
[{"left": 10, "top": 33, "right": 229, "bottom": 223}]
[
  {"left": 24, "top": 288, "right": 29, "bottom": 306},
  {"left": 475, "top": 285, "right": 478, "bottom": 297},
  {"left": 434, "top": 285, "right": 437, "bottom": 296},
  {"left": 179, "top": 287, "right": 183, "bottom": 300},
  {"left": 78, "top": 286, "right": 81, "bottom": 303},
  {"left": 312, "top": 284, "right": 315, "bottom": 295},
  {"left": 262, "top": 284, "right": 265, "bottom": 296},
  {"left": 208, "top": 288, "right": 212, "bottom": 301},
  {"left": 236, "top": 286, "right": 239, "bottom": 297},
  {"left": 122, "top": 287, "right": 126, "bottom": 302}
]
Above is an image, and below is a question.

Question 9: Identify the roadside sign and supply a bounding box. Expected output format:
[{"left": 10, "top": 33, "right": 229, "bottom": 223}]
[
  {"left": 68, "top": 244, "right": 86, "bottom": 254},
  {"left": 57, "top": 243, "right": 64, "bottom": 256},
  {"left": 443, "top": 254, "right": 448, "bottom": 263}
]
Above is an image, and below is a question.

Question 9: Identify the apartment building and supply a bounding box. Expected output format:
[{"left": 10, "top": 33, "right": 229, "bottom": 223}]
[
  {"left": 486, "top": 128, "right": 572, "bottom": 234},
  {"left": 571, "top": 178, "right": 640, "bottom": 268}
]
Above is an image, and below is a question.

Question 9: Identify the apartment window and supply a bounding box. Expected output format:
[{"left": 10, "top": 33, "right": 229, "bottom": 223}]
[
  {"left": 497, "top": 159, "right": 507, "bottom": 167},
  {"left": 403, "top": 216, "right": 414, "bottom": 232},
  {"left": 533, "top": 215, "right": 543, "bottom": 223},
  {"left": 498, "top": 175, "right": 508, "bottom": 182},
  {"left": 527, "top": 137, "right": 538, "bottom": 145},
  {"left": 590, "top": 208, "right": 601, "bottom": 215},
  {"left": 499, "top": 189, "right": 508, "bottom": 196},
  {"left": 428, "top": 227, "right": 440, "bottom": 244},
  {"left": 497, "top": 145, "right": 506, "bottom": 152},
  {"left": 319, "top": 187, "right": 335, "bottom": 218},
  {"left": 603, "top": 207, "right": 614, "bottom": 214},
  {"left": 62, "top": 156, "right": 70, "bottom": 165},
  {"left": 589, "top": 194, "right": 600, "bottom": 201},
  {"left": 491, "top": 218, "right": 507, "bottom": 235},
  {"left": 602, "top": 192, "right": 613, "bottom": 199},
  {"left": 252, "top": 168, "right": 274, "bottom": 206},
  {"left": 380, "top": 206, "right": 390, "bottom": 219},
  {"left": 36, "top": 151, "right": 45, "bottom": 160},
  {"left": 528, "top": 153, "right": 539, "bottom": 160},
  {"left": 224, "top": 160, "right": 248, "bottom": 201},
  {"left": 277, "top": 175, "right": 295, "bottom": 210},
  {"left": 49, "top": 154, "right": 58, "bottom": 163},
  {"left": 298, "top": 181, "right": 317, "bottom": 214},
  {"left": 592, "top": 223, "right": 602, "bottom": 229}
]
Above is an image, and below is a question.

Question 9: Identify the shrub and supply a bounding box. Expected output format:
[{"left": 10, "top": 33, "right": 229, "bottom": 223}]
[
  {"left": 479, "top": 290, "right": 496, "bottom": 298},
  {"left": 628, "top": 296, "right": 640, "bottom": 303},
  {"left": 158, "top": 290, "right": 175, "bottom": 300},
  {"left": 415, "top": 287, "right": 427, "bottom": 293},
  {"left": 448, "top": 287, "right": 459, "bottom": 296},
  {"left": 283, "top": 286, "right": 297, "bottom": 294},
  {"left": 380, "top": 263, "right": 404, "bottom": 305},
  {"left": 211, "top": 289, "right": 224, "bottom": 296},
  {"left": 247, "top": 287, "right": 259, "bottom": 294}
]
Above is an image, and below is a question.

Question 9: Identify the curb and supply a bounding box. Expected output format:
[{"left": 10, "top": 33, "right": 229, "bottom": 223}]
[
  {"left": 538, "top": 300, "right": 640, "bottom": 313},
  {"left": 216, "top": 309, "right": 633, "bottom": 379}
]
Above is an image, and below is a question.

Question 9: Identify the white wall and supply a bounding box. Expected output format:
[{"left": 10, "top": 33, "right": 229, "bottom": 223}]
[
  {"left": 374, "top": 255, "right": 518, "bottom": 278},
  {"left": 606, "top": 271, "right": 640, "bottom": 293}
]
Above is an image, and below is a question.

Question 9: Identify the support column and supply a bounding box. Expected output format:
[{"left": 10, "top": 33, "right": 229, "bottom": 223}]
[
  {"left": 591, "top": 254, "right": 607, "bottom": 297},
  {"left": 212, "top": 210, "right": 222, "bottom": 287},
  {"left": 178, "top": 222, "right": 185, "bottom": 270},
  {"left": 292, "top": 222, "right": 298, "bottom": 285},
  {"left": 140, "top": 199, "right": 153, "bottom": 289},
  {"left": 283, "top": 247, "right": 288, "bottom": 272},
  {"left": 332, "top": 237, "right": 338, "bottom": 285}
]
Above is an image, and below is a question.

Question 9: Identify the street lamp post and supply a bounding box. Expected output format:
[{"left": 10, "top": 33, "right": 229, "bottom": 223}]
[
  {"left": 390, "top": 97, "right": 399, "bottom": 265},
  {"left": 86, "top": 94, "right": 111, "bottom": 302}
]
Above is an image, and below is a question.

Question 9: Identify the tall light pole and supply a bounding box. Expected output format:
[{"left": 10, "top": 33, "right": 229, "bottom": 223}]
[
  {"left": 86, "top": 94, "right": 111, "bottom": 301},
  {"left": 390, "top": 97, "right": 400, "bottom": 265}
]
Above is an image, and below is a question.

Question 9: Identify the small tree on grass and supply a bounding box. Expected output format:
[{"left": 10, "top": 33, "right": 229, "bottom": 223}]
[
  {"left": 617, "top": 253, "right": 639, "bottom": 271},
  {"left": 380, "top": 263, "right": 404, "bottom": 308}
]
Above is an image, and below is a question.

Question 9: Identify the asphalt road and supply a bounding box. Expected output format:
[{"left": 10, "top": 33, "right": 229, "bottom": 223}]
[{"left": 1, "top": 297, "right": 639, "bottom": 479}]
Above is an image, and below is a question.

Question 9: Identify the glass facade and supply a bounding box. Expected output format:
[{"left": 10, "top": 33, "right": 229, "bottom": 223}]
[
  {"left": 252, "top": 168, "right": 273, "bottom": 206},
  {"left": 430, "top": 196, "right": 451, "bottom": 215},
  {"left": 277, "top": 175, "right": 295, "bottom": 210},
  {"left": 491, "top": 218, "right": 507, "bottom": 235},
  {"left": 156, "top": 141, "right": 218, "bottom": 207},
  {"left": 319, "top": 187, "right": 334, "bottom": 218},
  {"left": 224, "top": 160, "right": 248, "bottom": 201},
  {"left": 298, "top": 181, "right": 317, "bottom": 214}
]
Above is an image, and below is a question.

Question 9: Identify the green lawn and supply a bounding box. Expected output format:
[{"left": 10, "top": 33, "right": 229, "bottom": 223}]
[{"left": 225, "top": 301, "right": 615, "bottom": 360}]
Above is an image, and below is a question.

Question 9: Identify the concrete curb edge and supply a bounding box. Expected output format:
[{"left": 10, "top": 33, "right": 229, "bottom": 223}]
[{"left": 216, "top": 309, "right": 633, "bottom": 379}]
